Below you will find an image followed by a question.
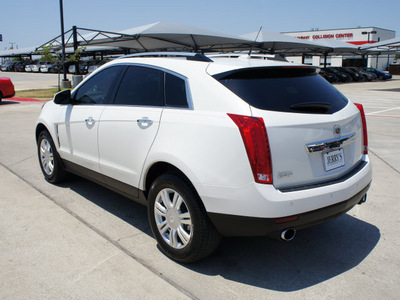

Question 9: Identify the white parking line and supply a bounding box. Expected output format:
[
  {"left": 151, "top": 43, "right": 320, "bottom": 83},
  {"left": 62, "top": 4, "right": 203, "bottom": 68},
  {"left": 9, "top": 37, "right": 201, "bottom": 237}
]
[
  {"left": 367, "top": 115, "right": 400, "bottom": 119},
  {"left": 367, "top": 107, "right": 400, "bottom": 115}
]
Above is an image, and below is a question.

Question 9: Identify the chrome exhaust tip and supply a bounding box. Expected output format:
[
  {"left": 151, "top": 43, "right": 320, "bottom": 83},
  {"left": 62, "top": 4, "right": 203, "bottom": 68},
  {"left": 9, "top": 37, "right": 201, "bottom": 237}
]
[
  {"left": 358, "top": 194, "right": 367, "bottom": 204},
  {"left": 281, "top": 228, "right": 296, "bottom": 242}
]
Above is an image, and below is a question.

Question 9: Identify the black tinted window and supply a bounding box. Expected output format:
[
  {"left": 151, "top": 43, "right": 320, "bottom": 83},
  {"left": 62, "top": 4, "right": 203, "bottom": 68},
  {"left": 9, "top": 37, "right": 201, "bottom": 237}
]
[
  {"left": 214, "top": 67, "right": 348, "bottom": 114},
  {"left": 74, "top": 66, "right": 121, "bottom": 104},
  {"left": 165, "top": 73, "right": 188, "bottom": 108},
  {"left": 115, "top": 66, "right": 164, "bottom": 106}
]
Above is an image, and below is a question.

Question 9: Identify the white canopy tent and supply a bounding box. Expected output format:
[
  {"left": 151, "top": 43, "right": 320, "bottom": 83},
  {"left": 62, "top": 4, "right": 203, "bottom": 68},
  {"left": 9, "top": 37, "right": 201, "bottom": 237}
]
[
  {"left": 360, "top": 36, "right": 400, "bottom": 51},
  {"left": 309, "top": 39, "right": 360, "bottom": 54},
  {"left": 0, "top": 47, "right": 37, "bottom": 57},
  {"left": 70, "top": 22, "right": 256, "bottom": 53},
  {"left": 241, "top": 31, "right": 332, "bottom": 54}
]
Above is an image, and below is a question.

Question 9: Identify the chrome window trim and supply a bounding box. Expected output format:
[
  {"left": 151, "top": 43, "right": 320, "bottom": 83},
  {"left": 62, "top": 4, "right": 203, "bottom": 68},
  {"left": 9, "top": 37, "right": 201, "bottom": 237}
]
[{"left": 112, "top": 62, "right": 194, "bottom": 110}]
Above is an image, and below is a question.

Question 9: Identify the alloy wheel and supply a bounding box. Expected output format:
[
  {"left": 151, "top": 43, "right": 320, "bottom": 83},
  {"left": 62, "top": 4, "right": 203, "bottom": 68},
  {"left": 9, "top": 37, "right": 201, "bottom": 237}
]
[
  {"left": 154, "top": 188, "right": 193, "bottom": 249},
  {"left": 40, "top": 139, "right": 54, "bottom": 176}
]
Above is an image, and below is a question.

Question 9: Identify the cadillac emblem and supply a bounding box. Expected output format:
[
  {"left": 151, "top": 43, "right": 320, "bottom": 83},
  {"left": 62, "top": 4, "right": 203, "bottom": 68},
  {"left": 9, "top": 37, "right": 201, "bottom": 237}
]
[{"left": 333, "top": 125, "right": 341, "bottom": 138}]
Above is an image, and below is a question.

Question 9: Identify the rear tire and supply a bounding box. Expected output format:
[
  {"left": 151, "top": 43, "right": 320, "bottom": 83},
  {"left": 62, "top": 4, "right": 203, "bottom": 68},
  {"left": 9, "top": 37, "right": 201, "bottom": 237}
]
[
  {"left": 37, "top": 130, "right": 68, "bottom": 183},
  {"left": 148, "top": 173, "right": 221, "bottom": 263}
]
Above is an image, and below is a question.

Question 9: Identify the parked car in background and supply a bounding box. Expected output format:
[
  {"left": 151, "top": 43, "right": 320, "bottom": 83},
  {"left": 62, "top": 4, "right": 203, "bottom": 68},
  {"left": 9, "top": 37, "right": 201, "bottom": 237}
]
[
  {"left": 40, "top": 61, "right": 61, "bottom": 73},
  {"left": 25, "top": 61, "right": 38, "bottom": 72},
  {"left": 325, "top": 67, "right": 352, "bottom": 82},
  {"left": 334, "top": 67, "right": 364, "bottom": 82},
  {"left": 59, "top": 61, "right": 74, "bottom": 74},
  {"left": 32, "top": 61, "right": 48, "bottom": 73},
  {"left": 0, "top": 77, "right": 15, "bottom": 102},
  {"left": 1, "top": 61, "right": 17, "bottom": 72},
  {"left": 13, "top": 61, "right": 26, "bottom": 72},
  {"left": 80, "top": 60, "right": 99, "bottom": 74},
  {"left": 69, "top": 60, "right": 100, "bottom": 74},
  {"left": 344, "top": 67, "right": 367, "bottom": 82},
  {"left": 36, "top": 53, "right": 372, "bottom": 262},
  {"left": 347, "top": 67, "right": 377, "bottom": 81},
  {"left": 68, "top": 63, "right": 79, "bottom": 74},
  {"left": 87, "top": 59, "right": 110, "bottom": 73},
  {"left": 363, "top": 67, "right": 392, "bottom": 80},
  {"left": 319, "top": 69, "right": 340, "bottom": 83}
]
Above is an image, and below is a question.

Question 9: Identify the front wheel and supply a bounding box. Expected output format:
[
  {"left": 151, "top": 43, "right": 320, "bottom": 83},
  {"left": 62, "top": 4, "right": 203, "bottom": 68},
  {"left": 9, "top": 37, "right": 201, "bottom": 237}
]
[
  {"left": 37, "top": 130, "right": 68, "bottom": 183},
  {"left": 148, "top": 173, "right": 221, "bottom": 263}
]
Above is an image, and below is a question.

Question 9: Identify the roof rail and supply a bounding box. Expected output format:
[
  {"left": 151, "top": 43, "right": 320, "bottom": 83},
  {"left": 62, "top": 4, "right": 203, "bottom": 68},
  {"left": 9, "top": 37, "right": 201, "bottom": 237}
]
[
  {"left": 119, "top": 52, "right": 213, "bottom": 62},
  {"left": 208, "top": 53, "right": 288, "bottom": 62}
]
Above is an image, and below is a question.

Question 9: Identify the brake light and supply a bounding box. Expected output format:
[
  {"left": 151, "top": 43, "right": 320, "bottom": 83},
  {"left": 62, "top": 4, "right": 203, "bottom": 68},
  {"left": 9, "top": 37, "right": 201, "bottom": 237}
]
[
  {"left": 354, "top": 103, "right": 368, "bottom": 155},
  {"left": 228, "top": 114, "right": 272, "bottom": 184}
]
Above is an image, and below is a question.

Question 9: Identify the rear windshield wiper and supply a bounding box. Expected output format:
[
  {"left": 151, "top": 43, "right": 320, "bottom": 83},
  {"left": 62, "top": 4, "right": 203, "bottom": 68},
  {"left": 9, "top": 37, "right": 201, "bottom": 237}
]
[{"left": 290, "top": 102, "right": 332, "bottom": 113}]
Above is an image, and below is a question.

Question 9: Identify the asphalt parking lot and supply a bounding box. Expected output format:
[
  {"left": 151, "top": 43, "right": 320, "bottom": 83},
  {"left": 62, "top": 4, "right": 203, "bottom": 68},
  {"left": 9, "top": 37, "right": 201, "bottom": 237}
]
[{"left": 0, "top": 73, "right": 399, "bottom": 299}]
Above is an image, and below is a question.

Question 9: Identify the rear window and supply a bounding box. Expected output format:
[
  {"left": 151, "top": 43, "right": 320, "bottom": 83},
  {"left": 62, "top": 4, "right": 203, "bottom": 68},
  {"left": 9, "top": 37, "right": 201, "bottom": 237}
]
[{"left": 213, "top": 67, "right": 348, "bottom": 114}]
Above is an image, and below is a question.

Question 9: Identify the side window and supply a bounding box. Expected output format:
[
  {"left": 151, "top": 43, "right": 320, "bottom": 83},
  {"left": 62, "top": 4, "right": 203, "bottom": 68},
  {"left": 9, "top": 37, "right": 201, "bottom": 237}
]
[
  {"left": 114, "top": 66, "right": 164, "bottom": 106},
  {"left": 74, "top": 66, "right": 121, "bottom": 104},
  {"left": 165, "top": 73, "right": 188, "bottom": 108}
]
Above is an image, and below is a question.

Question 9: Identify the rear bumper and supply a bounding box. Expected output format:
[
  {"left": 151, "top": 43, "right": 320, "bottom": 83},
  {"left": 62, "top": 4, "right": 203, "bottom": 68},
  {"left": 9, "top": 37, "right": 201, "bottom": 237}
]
[
  {"left": 200, "top": 156, "right": 372, "bottom": 219},
  {"left": 208, "top": 182, "right": 370, "bottom": 237}
]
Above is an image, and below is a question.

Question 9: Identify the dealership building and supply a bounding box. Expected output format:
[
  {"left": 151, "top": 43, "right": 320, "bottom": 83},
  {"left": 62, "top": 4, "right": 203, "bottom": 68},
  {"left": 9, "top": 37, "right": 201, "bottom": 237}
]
[{"left": 282, "top": 27, "right": 396, "bottom": 70}]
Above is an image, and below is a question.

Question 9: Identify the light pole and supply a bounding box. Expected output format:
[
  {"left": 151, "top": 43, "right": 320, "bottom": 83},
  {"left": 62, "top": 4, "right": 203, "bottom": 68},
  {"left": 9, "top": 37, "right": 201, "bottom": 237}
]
[
  {"left": 362, "top": 30, "right": 377, "bottom": 44},
  {"left": 362, "top": 30, "right": 377, "bottom": 68},
  {"left": 59, "top": 0, "right": 71, "bottom": 88}
]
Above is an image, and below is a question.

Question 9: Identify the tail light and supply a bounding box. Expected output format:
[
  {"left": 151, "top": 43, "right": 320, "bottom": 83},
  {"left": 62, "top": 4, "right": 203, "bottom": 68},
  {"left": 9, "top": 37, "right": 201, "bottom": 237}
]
[
  {"left": 354, "top": 103, "right": 368, "bottom": 155},
  {"left": 228, "top": 114, "right": 272, "bottom": 184}
]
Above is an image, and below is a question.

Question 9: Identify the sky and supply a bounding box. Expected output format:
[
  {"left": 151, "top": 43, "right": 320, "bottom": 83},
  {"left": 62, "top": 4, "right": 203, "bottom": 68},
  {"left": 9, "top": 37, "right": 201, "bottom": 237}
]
[{"left": 1, "top": 0, "right": 399, "bottom": 50}]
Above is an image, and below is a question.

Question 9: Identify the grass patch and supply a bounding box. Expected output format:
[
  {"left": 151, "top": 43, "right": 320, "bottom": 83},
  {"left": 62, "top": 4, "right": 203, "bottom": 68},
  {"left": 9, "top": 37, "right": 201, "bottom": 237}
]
[{"left": 15, "top": 88, "right": 70, "bottom": 99}]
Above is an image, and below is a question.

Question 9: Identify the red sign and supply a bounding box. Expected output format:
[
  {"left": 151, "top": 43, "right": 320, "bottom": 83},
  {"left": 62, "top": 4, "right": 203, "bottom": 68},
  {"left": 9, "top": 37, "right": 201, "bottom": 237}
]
[{"left": 295, "top": 32, "right": 354, "bottom": 40}]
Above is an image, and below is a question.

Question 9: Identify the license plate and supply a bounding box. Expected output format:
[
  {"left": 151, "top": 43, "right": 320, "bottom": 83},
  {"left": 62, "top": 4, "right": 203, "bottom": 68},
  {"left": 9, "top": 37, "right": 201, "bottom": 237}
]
[{"left": 323, "top": 149, "right": 345, "bottom": 171}]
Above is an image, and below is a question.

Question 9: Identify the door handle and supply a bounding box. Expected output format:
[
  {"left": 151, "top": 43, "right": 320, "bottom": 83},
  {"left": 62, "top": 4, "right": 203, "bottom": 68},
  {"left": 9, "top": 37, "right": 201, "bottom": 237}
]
[
  {"left": 85, "top": 117, "right": 95, "bottom": 125},
  {"left": 137, "top": 118, "right": 153, "bottom": 124}
]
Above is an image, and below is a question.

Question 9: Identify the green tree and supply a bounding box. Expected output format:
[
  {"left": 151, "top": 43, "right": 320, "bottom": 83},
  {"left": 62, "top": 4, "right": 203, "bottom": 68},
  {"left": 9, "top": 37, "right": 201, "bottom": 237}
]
[
  {"left": 68, "top": 47, "right": 86, "bottom": 62},
  {"left": 38, "top": 45, "right": 57, "bottom": 62}
]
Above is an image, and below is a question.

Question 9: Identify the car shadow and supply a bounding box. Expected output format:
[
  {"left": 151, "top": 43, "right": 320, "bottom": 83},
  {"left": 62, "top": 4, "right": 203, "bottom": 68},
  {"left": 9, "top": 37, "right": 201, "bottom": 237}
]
[
  {"left": 187, "top": 215, "right": 380, "bottom": 292},
  {"left": 57, "top": 175, "right": 379, "bottom": 292},
  {"left": 57, "top": 175, "right": 153, "bottom": 236},
  {"left": 0, "top": 100, "right": 20, "bottom": 105},
  {"left": 371, "top": 88, "right": 400, "bottom": 92}
]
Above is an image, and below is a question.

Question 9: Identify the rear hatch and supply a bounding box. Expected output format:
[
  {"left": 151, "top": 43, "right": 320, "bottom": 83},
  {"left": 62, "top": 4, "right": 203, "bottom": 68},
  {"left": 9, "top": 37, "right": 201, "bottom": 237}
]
[{"left": 213, "top": 66, "right": 364, "bottom": 189}]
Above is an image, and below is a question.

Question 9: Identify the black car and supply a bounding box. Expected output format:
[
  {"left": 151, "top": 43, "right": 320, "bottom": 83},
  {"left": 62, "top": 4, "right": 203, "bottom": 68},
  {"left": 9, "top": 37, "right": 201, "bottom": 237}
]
[
  {"left": 13, "top": 61, "right": 24, "bottom": 72},
  {"left": 325, "top": 67, "right": 352, "bottom": 83},
  {"left": 334, "top": 67, "right": 364, "bottom": 82},
  {"left": 14, "top": 61, "right": 31, "bottom": 72},
  {"left": 319, "top": 69, "right": 340, "bottom": 83}
]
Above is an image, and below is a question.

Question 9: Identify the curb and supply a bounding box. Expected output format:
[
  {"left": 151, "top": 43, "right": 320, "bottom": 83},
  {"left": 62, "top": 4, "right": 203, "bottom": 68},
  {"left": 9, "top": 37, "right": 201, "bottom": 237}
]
[{"left": 8, "top": 97, "right": 51, "bottom": 103}]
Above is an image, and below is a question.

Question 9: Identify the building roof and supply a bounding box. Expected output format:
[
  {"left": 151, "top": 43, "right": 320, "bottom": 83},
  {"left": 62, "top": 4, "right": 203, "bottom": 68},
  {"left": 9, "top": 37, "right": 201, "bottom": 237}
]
[{"left": 282, "top": 26, "right": 396, "bottom": 34}]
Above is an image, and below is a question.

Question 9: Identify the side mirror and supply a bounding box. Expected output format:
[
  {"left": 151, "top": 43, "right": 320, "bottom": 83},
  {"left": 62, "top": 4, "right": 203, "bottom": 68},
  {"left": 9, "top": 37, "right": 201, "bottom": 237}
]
[{"left": 53, "top": 89, "right": 72, "bottom": 105}]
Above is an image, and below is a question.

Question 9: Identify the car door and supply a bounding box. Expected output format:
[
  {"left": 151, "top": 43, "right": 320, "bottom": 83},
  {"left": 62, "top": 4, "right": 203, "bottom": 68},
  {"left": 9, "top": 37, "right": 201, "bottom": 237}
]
[
  {"left": 98, "top": 66, "right": 165, "bottom": 193},
  {"left": 56, "top": 66, "right": 122, "bottom": 172}
]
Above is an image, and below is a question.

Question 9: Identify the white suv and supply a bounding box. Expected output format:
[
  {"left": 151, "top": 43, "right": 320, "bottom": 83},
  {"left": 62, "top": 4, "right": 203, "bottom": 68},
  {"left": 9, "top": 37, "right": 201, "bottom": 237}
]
[{"left": 36, "top": 53, "right": 372, "bottom": 262}]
